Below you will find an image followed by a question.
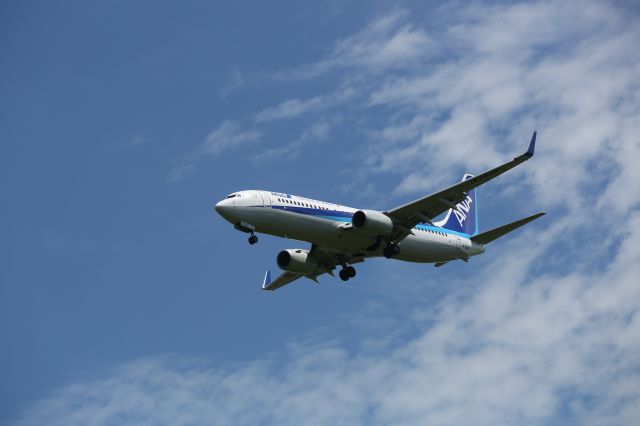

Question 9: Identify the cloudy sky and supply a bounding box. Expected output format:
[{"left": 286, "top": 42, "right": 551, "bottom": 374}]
[{"left": 2, "top": 0, "right": 639, "bottom": 424}]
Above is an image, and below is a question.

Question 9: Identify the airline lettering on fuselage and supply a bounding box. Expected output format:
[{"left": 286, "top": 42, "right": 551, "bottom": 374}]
[
  {"left": 453, "top": 195, "right": 473, "bottom": 227},
  {"left": 271, "top": 192, "right": 291, "bottom": 199}
]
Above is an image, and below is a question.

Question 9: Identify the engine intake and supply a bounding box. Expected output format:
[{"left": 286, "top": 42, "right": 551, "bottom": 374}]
[
  {"left": 276, "top": 249, "right": 317, "bottom": 274},
  {"left": 351, "top": 209, "right": 394, "bottom": 235}
]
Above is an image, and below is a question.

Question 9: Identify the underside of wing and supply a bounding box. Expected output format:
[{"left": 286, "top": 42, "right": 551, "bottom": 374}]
[
  {"left": 262, "top": 244, "right": 365, "bottom": 291},
  {"left": 262, "top": 270, "right": 304, "bottom": 291}
]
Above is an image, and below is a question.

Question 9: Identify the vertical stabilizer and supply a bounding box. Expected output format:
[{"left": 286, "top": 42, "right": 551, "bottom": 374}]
[{"left": 434, "top": 174, "right": 478, "bottom": 235}]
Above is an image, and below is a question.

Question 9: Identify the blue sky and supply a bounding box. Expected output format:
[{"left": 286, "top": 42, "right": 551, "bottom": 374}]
[{"left": 2, "top": 0, "right": 640, "bottom": 424}]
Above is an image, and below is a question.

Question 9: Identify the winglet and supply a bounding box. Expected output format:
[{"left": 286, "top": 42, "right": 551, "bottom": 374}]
[
  {"left": 261, "top": 270, "right": 272, "bottom": 290},
  {"left": 524, "top": 131, "right": 537, "bottom": 157}
]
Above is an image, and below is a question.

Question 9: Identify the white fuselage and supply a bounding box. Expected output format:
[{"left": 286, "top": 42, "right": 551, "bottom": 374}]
[{"left": 215, "top": 190, "right": 485, "bottom": 263}]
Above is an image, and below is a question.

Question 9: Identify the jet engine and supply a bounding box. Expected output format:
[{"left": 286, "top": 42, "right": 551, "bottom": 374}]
[
  {"left": 277, "top": 249, "right": 317, "bottom": 274},
  {"left": 351, "top": 209, "right": 394, "bottom": 235}
]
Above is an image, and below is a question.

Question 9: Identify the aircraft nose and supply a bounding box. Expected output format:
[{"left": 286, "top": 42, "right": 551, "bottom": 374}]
[
  {"left": 214, "top": 199, "right": 227, "bottom": 214},
  {"left": 214, "top": 199, "right": 233, "bottom": 219}
]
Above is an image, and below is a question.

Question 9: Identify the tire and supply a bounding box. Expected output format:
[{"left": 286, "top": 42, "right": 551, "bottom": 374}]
[
  {"left": 339, "top": 269, "right": 349, "bottom": 281},
  {"left": 383, "top": 247, "right": 393, "bottom": 259},
  {"left": 347, "top": 266, "right": 356, "bottom": 278}
]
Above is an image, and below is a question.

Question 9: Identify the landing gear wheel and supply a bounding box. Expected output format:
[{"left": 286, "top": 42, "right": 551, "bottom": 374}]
[
  {"left": 339, "top": 269, "right": 350, "bottom": 281},
  {"left": 248, "top": 235, "right": 258, "bottom": 245},
  {"left": 346, "top": 266, "right": 356, "bottom": 278},
  {"left": 383, "top": 243, "right": 400, "bottom": 258},
  {"left": 383, "top": 247, "right": 393, "bottom": 259}
]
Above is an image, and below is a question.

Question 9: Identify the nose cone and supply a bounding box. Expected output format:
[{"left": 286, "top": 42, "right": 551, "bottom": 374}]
[{"left": 214, "top": 199, "right": 234, "bottom": 221}]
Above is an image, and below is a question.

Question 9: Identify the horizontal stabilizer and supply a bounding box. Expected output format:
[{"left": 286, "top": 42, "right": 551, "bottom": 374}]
[{"left": 471, "top": 212, "right": 546, "bottom": 244}]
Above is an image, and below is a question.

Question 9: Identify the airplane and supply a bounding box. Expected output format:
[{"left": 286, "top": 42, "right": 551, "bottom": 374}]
[{"left": 214, "top": 132, "right": 545, "bottom": 291}]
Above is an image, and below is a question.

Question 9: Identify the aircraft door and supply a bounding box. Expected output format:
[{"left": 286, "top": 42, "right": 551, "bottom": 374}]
[
  {"left": 259, "top": 192, "right": 274, "bottom": 227},
  {"left": 260, "top": 193, "right": 272, "bottom": 207}
]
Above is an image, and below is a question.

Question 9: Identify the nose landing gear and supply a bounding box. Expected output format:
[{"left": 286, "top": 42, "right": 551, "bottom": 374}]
[{"left": 234, "top": 222, "right": 258, "bottom": 245}]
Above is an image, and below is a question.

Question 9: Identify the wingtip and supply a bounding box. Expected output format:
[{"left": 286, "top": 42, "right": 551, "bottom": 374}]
[
  {"left": 525, "top": 131, "right": 537, "bottom": 157},
  {"left": 261, "top": 270, "right": 272, "bottom": 290}
]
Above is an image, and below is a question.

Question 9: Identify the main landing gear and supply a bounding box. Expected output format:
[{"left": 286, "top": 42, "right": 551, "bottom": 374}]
[
  {"left": 339, "top": 266, "right": 356, "bottom": 281},
  {"left": 383, "top": 242, "right": 400, "bottom": 259},
  {"left": 248, "top": 233, "right": 258, "bottom": 245}
]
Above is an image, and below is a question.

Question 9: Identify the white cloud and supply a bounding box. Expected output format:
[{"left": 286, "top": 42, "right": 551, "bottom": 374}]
[
  {"left": 219, "top": 67, "right": 246, "bottom": 99},
  {"left": 199, "top": 120, "right": 261, "bottom": 156},
  {"left": 356, "top": 0, "right": 640, "bottom": 213},
  {"left": 255, "top": 89, "right": 355, "bottom": 122},
  {"left": 253, "top": 119, "right": 335, "bottom": 162},
  {"left": 14, "top": 211, "right": 640, "bottom": 425},
  {"left": 168, "top": 121, "right": 261, "bottom": 182},
  {"left": 255, "top": 96, "right": 328, "bottom": 122},
  {"left": 25, "top": 1, "right": 640, "bottom": 424},
  {"left": 275, "top": 9, "right": 434, "bottom": 80},
  {"left": 167, "top": 163, "right": 196, "bottom": 183}
]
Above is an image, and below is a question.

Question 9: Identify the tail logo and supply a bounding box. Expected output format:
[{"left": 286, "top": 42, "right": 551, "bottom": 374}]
[{"left": 454, "top": 195, "right": 473, "bottom": 227}]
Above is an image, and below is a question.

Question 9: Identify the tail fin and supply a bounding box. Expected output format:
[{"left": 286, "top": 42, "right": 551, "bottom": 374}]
[{"left": 434, "top": 174, "right": 478, "bottom": 236}]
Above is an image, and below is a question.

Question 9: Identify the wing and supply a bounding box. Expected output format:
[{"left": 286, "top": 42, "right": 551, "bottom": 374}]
[
  {"left": 387, "top": 132, "right": 537, "bottom": 241},
  {"left": 262, "top": 270, "right": 305, "bottom": 291},
  {"left": 262, "top": 245, "right": 365, "bottom": 291}
]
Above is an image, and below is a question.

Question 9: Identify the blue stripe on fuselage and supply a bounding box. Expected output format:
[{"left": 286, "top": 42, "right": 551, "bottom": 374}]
[
  {"left": 261, "top": 205, "right": 471, "bottom": 238},
  {"left": 270, "top": 205, "right": 353, "bottom": 219}
]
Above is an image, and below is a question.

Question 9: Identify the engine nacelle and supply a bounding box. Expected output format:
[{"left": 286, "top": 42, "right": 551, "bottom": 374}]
[
  {"left": 277, "top": 249, "right": 317, "bottom": 274},
  {"left": 351, "top": 209, "right": 394, "bottom": 235}
]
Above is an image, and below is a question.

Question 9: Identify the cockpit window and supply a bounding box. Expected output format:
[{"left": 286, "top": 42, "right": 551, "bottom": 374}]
[{"left": 226, "top": 194, "right": 237, "bottom": 199}]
